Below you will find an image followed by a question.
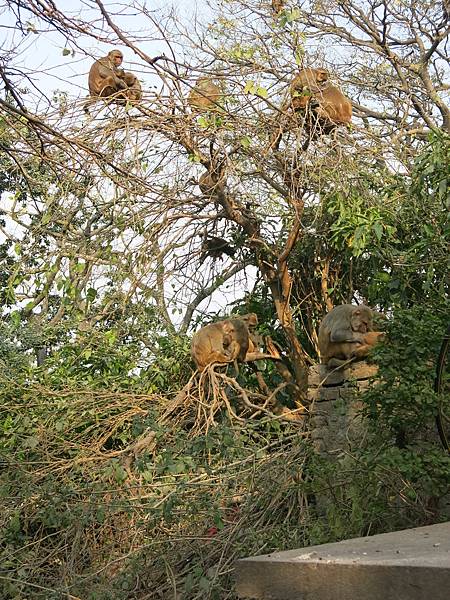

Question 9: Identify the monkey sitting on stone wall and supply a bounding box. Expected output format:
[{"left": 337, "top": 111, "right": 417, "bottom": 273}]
[{"left": 318, "top": 304, "right": 384, "bottom": 369}]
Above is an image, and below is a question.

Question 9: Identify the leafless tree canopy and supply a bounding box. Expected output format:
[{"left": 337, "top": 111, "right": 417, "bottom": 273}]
[{"left": 0, "top": 0, "right": 448, "bottom": 392}]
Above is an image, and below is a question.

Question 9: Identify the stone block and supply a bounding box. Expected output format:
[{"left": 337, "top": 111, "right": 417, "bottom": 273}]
[
  {"left": 319, "top": 364, "right": 345, "bottom": 386},
  {"left": 318, "top": 387, "right": 340, "bottom": 401},
  {"left": 308, "top": 363, "right": 321, "bottom": 387},
  {"left": 346, "top": 361, "right": 378, "bottom": 381},
  {"left": 235, "top": 522, "right": 450, "bottom": 600}
]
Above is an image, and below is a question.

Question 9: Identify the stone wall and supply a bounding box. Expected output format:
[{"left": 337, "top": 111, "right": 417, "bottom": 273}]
[{"left": 308, "top": 362, "right": 378, "bottom": 456}]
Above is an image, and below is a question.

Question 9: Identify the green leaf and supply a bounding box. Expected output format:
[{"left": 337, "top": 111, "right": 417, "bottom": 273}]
[
  {"left": 62, "top": 48, "right": 71, "bottom": 56},
  {"left": 372, "top": 221, "right": 383, "bottom": 241},
  {"left": 41, "top": 211, "right": 51, "bottom": 225},
  {"left": 86, "top": 287, "right": 97, "bottom": 301},
  {"left": 438, "top": 178, "right": 447, "bottom": 200},
  {"left": 105, "top": 330, "right": 117, "bottom": 345},
  {"left": 10, "top": 311, "right": 21, "bottom": 327},
  {"left": 188, "top": 153, "right": 202, "bottom": 164},
  {"left": 244, "top": 80, "right": 255, "bottom": 94},
  {"left": 256, "top": 86, "right": 268, "bottom": 98}
]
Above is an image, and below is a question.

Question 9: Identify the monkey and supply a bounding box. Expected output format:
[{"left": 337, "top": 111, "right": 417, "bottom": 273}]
[
  {"left": 188, "top": 77, "right": 222, "bottom": 112},
  {"left": 290, "top": 68, "right": 329, "bottom": 111},
  {"left": 232, "top": 313, "right": 281, "bottom": 362},
  {"left": 200, "top": 236, "right": 235, "bottom": 263},
  {"left": 116, "top": 70, "right": 142, "bottom": 103},
  {"left": 268, "top": 68, "right": 333, "bottom": 151},
  {"left": 198, "top": 165, "right": 227, "bottom": 198},
  {"left": 271, "top": 0, "right": 285, "bottom": 14},
  {"left": 191, "top": 319, "right": 248, "bottom": 371},
  {"left": 312, "top": 85, "right": 352, "bottom": 128},
  {"left": 318, "top": 304, "right": 384, "bottom": 369},
  {"left": 88, "top": 49, "right": 127, "bottom": 98},
  {"left": 191, "top": 313, "right": 281, "bottom": 371},
  {"left": 85, "top": 49, "right": 141, "bottom": 111},
  {"left": 290, "top": 68, "right": 352, "bottom": 134}
]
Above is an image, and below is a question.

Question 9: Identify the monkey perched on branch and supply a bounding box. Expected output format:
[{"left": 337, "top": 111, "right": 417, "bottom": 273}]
[
  {"left": 269, "top": 67, "right": 352, "bottom": 150},
  {"left": 191, "top": 320, "right": 242, "bottom": 371},
  {"left": 200, "top": 236, "right": 236, "bottom": 263},
  {"left": 85, "top": 49, "right": 142, "bottom": 111},
  {"left": 290, "top": 67, "right": 352, "bottom": 133},
  {"left": 188, "top": 77, "right": 222, "bottom": 112},
  {"left": 318, "top": 304, "right": 384, "bottom": 369},
  {"left": 271, "top": 0, "right": 285, "bottom": 14},
  {"left": 198, "top": 163, "right": 227, "bottom": 198},
  {"left": 191, "top": 313, "right": 280, "bottom": 371}
]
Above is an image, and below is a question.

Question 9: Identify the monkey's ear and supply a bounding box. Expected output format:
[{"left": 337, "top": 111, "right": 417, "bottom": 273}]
[
  {"left": 223, "top": 322, "right": 234, "bottom": 334},
  {"left": 248, "top": 314, "right": 258, "bottom": 327}
]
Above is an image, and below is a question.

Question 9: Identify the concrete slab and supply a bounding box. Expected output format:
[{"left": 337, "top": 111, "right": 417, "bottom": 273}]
[{"left": 235, "top": 522, "right": 450, "bottom": 599}]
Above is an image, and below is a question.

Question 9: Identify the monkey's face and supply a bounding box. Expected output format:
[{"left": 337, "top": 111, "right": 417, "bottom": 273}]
[
  {"left": 222, "top": 322, "right": 235, "bottom": 347},
  {"left": 109, "top": 51, "right": 123, "bottom": 66},
  {"left": 351, "top": 309, "right": 372, "bottom": 333},
  {"left": 316, "top": 69, "right": 329, "bottom": 83},
  {"left": 244, "top": 313, "right": 258, "bottom": 329}
]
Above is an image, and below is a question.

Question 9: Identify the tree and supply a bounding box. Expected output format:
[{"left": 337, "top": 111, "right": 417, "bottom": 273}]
[{"left": 0, "top": 0, "right": 448, "bottom": 395}]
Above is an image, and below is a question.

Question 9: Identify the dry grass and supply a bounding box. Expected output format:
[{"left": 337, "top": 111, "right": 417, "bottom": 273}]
[{"left": 0, "top": 374, "right": 311, "bottom": 599}]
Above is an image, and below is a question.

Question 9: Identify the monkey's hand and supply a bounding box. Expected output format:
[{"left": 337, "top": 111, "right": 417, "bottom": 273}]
[
  {"left": 116, "top": 78, "right": 128, "bottom": 90},
  {"left": 364, "top": 331, "right": 385, "bottom": 345},
  {"left": 264, "top": 336, "right": 282, "bottom": 359}
]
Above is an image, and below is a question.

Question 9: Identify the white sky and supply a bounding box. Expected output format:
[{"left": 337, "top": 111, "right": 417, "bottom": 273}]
[{"left": 0, "top": 0, "right": 207, "bottom": 102}]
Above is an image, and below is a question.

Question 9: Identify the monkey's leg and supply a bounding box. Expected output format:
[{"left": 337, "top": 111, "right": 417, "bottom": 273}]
[
  {"left": 100, "top": 76, "right": 127, "bottom": 99},
  {"left": 99, "top": 85, "right": 118, "bottom": 98},
  {"left": 325, "top": 357, "right": 352, "bottom": 369},
  {"left": 204, "top": 350, "right": 237, "bottom": 367},
  {"left": 364, "top": 331, "right": 385, "bottom": 345},
  {"left": 351, "top": 344, "right": 372, "bottom": 359}
]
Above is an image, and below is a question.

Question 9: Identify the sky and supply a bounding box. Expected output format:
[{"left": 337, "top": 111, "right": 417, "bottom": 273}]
[
  {"left": 0, "top": 0, "right": 207, "bottom": 104},
  {"left": 0, "top": 1, "right": 259, "bottom": 323}
]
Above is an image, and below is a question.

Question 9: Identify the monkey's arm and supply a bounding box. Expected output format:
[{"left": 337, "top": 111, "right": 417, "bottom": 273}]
[
  {"left": 245, "top": 351, "right": 281, "bottom": 362},
  {"left": 329, "top": 327, "right": 363, "bottom": 343},
  {"left": 245, "top": 337, "right": 281, "bottom": 362},
  {"left": 352, "top": 332, "right": 385, "bottom": 358},
  {"left": 97, "top": 63, "right": 128, "bottom": 89}
]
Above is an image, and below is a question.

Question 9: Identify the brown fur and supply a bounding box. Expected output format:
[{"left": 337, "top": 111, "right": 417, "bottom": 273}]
[
  {"left": 271, "top": 0, "right": 285, "bottom": 14},
  {"left": 290, "top": 68, "right": 352, "bottom": 128},
  {"left": 291, "top": 68, "right": 329, "bottom": 110},
  {"left": 199, "top": 170, "right": 226, "bottom": 196},
  {"left": 87, "top": 50, "right": 141, "bottom": 105},
  {"left": 191, "top": 319, "right": 248, "bottom": 371},
  {"left": 189, "top": 77, "right": 222, "bottom": 111},
  {"left": 191, "top": 313, "right": 280, "bottom": 371}
]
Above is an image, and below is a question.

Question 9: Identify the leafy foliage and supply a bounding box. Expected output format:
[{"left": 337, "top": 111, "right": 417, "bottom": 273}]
[{"left": 0, "top": 0, "right": 449, "bottom": 598}]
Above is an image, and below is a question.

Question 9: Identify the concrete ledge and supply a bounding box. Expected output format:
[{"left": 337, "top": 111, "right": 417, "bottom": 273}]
[{"left": 235, "top": 522, "right": 450, "bottom": 599}]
